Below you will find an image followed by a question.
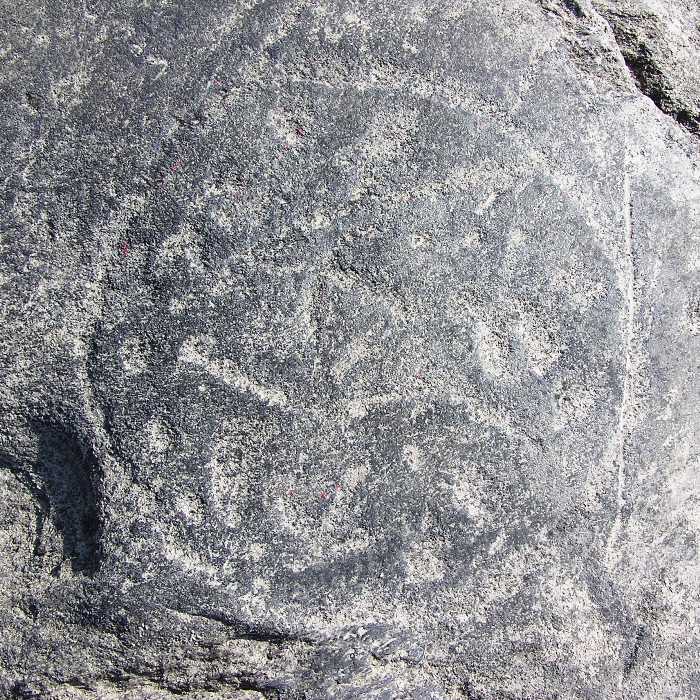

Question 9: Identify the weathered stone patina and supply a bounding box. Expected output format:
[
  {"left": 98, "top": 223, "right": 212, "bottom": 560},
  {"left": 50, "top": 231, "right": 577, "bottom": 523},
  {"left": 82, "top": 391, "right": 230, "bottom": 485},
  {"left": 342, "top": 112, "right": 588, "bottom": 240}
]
[{"left": 1, "top": 1, "right": 698, "bottom": 697}]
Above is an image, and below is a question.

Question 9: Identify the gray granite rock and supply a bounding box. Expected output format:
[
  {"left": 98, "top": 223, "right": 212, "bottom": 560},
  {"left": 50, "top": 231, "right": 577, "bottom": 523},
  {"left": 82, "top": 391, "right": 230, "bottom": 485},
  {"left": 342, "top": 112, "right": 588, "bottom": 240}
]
[{"left": 1, "top": 1, "right": 698, "bottom": 698}]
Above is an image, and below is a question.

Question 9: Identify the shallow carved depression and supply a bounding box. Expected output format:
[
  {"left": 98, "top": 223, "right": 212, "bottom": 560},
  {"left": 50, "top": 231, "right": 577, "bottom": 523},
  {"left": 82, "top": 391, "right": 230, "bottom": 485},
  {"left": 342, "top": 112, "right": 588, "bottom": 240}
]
[{"left": 93, "top": 101, "right": 628, "bottom": 637}]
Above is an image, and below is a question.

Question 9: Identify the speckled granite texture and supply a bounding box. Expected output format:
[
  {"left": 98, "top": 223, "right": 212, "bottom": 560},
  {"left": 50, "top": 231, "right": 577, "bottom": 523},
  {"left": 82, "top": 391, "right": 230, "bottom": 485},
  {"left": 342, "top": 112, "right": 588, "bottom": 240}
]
[{"left": 1, "top": 1, "right": 698, "bottom": 698}]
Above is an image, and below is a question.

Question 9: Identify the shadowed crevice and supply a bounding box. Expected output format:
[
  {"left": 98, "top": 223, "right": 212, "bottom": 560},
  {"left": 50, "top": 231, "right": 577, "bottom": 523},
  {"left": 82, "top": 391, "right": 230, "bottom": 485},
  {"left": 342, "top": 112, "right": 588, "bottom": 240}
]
[
  {"left": 618, "top": 42, "right": 700, "bottom": 136},
  {"left": 589, "top": 5, "right": 700, "bottom": 138},
  {"left": 551, "top": 0, "right": 700, "bottom": 138},
  {"left": 28, "top": 421, "right": 102, "bottom": 575}
]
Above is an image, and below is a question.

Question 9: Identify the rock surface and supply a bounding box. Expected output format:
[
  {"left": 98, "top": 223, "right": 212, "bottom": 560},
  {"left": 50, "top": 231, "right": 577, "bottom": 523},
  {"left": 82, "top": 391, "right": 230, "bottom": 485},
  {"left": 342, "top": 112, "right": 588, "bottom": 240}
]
[{"left": 1, "top": 1, "right": 699, "bottom": 698}]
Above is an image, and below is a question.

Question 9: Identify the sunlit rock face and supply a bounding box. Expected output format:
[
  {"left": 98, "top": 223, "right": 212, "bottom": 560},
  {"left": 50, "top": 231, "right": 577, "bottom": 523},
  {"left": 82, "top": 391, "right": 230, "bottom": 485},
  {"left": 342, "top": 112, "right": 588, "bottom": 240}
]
[{"left": 1, "top": 1, "right": 698, "bottom": 698}]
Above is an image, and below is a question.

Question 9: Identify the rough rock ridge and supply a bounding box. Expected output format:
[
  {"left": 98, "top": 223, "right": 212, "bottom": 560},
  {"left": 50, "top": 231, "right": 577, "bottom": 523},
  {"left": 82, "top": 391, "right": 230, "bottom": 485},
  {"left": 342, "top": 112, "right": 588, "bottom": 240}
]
[{"left": 1, "top": 1, "right": 698, "bottom": 698}]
